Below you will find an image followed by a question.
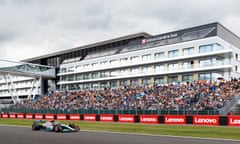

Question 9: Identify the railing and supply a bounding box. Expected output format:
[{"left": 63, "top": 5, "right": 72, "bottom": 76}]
[
  {"left": 219, "top": 95, "right": 240, "bottom": 115},
  {"left": 1, "top": 108, "right": 219, "bottom": 115}
]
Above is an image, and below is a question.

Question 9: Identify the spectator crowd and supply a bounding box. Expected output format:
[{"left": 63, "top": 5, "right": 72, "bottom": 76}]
[{"left": 13, "top": 79, "right": 240, "bottom": 112}]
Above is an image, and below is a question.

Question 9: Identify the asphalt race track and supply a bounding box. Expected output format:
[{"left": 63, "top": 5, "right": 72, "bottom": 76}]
[{"left": 0, "top": 125, "right": 239, "bottom": 144}]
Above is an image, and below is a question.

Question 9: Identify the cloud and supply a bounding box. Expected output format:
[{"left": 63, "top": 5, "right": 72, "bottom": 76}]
[{"left": 0, "top": 0, "right": 240, "bottom": 61}]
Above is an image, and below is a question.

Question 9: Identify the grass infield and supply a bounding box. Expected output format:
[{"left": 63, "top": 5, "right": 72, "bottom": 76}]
[{"left": 0, "top": 118, "right": 240, "bottom": 140}]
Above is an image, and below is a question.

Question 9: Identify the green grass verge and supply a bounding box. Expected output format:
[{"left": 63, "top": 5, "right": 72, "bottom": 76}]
[{"left": 1, "top": 118, "right": 240, "bottom": 140}]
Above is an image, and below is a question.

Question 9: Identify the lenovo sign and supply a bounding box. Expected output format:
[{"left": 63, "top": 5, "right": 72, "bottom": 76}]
[
  {"left": 164, "top": 115, "right": 186, "bottom": 124},
  {"left": 9, "top": 114, "right": 16, "bottom": 118},
  {"left": 228, "top": 116, "right": 240, "bottom": 126},
  {"left": 100, "top": 114, "right": 114, "bottom": 122},
  {"left": 25, "top": 114, "right": 33, "bottom": 119},
  {"left": 69, "top": 114, "right": 80, "bottom": 120},
  {"left": 118, "top": 114, "right": 134, "bottom": 123},
  {"left": 2, "top": 114, "right": 8, "bottom": 118},
  {"left": 45, "top": 114, "right": 54, "bottom": 120},
  {"left": 35, "top": 114, "right": 43, "bottom": 119},
  {"left": 17, "top": 114, "right": 24, "bottom": 119},
  {"left": 193, "top": 115, "right": 219, "bottom": 126},
  {"left": 57, "top": 114, "right": 66, "bottom": 120},
  {"left": 84, "top": 114, "right": 96, "bottom": 121},
  {"left": 140, "top": 115, "right": 158, "bottom": 124}
]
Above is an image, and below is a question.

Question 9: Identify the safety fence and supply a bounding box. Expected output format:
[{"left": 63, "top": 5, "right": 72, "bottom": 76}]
[
  {"left": 1, "top": 113, "right": 240, "bottom": 126},
  {"left": 1, "top": 108, "right": 220, "bottom": 115}
]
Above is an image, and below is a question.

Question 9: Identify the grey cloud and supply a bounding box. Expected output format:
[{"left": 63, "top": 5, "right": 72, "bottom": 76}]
[{"left": 1, "top": 0, "right": 240, "bottom": 61}]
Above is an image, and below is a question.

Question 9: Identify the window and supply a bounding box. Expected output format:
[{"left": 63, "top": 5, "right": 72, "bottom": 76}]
[
  {"left": 120, "top": 69, "right": 128, "bottom": 76},
  {"left": 236, "top": 54, "right": 239, "bottom": 60},
  {"left": 76, "top": 65, "right": 82, "bottom": 72},
  {"left": 199, "top": 59, "right": 211, "bottom": 67},
  {"left": 168, "top": 50, "right": 179, "bottom": 58},
  {"left": 60, "top": 68, "right": 67, "bottom": 73},
  {"left": 142, "top": 54, "right": 151, "bottom": 61},
  {"left": 92, "top": 72, "right": 98, "bottom": 79},
  {"left": 131, "top": 67, "right": 139, "bottom": 74},
  {"left": 154, "top": 52, "right": 164, "bottom": 60},
  {"left": 168, "top": 63, "right": 178, "bottom": 71},
  {"left": 110, "top": 81, "right": 117, "bottom": 88},
  {"left": 68, "top": 67, "right": 75, "bottom": 72},
  {"left": 120, "top": 58, "right": 128, "bottom": 65},
  {"left": 235, "top": 66, "right": 238, "bottom": 72},
  {"left": 83, "top": 64, "right": 90, "bottom": 69},
  {"left": 168, "top": 76, "right": 178, "bottom": 83},
  {"left": 67, "top": 75, "right": 74, "bottom": 81},
  {"left": 131, "top": 56, "right": 140, "bottom": 63},
  {"left": 120, "top": 80, "right": 128, "bottom": 86},
  {"left": 199, "top": 45, "right": 212, "bottom": 53},
  {"left": 83, "top": 73, "right": 90, "bottom": 80},
  {"left": 155, "top": 64, "right": 164, "bottom": 72},
  {"left": 76, "top": 74, "right": 82, "bottom": 80},
  {"left": 183, "top": 47, "right": 194, "bottom": 56},
  {"left": 92, "top": 63, "right": 98, "bottom": 68},
  {"left": 142, "top": 78, "right": 151, "bottom": 85},
  {"left": 84, "top": 83, "right": 90, "bottom": 89},
  {"left": 212, "top": 43, "right": 223, "bottom": 51},
  {"left": 110, "top": 60, "right": 118, "bottom": 65},
  {"left": 212, "top": 72, "right": 224, "bottom": 80},
  {"left": 110, "top": 70, "right": 118, "bottom": 77},
  {"left": 130, "top": 79, "right": 138, "bottom": 86},
  {"left": 182, "top": 61, "right": 194, "bottom": 69},
  {"left": 142, "top": 66, "right": 151, "bottom": 73},
  {"left": 182, "top": 74, "right": 194, "bottom": 82},
  {"left": 100, "top": 82, "right": 107, "bottom": 88},
  {"left": 199, "top": 43, "right": 223, "bottom": 53},
  {"left": 100, "top": 71, "right": 108, "bottom": 78},
  {"left": 199, "top": 73, "right": 211, "bottom": 80},
  {"left": 92, "top": 83, "right": 99, "bottom": 89},
  {"left": 154, "top": 77, "right": 164, "bottom": 85},
  {"left": 100, "top": 61, "right": 108, "bottom": 67}
]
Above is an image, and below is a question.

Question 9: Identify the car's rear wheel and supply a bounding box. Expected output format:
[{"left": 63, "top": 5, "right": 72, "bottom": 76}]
[
  {"left": 54, "top": 124, "right": 62, "bottom": 132},
  {"left": 32, "top": 123, "right": 40, "bottom": 131}
]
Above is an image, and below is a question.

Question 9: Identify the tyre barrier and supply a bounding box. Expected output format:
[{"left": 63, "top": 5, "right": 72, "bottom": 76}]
[{"left": 0, "top": 113, "right": 239, "bottom": 126}]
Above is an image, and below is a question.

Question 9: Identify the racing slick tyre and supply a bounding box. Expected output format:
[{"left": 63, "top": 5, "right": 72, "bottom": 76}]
[
  {"left": 69, "top": 123, "right": 76, "bottom": 129},
  {"left": 32, "top": 123, "right": 40, "bottom": 131},
  {"left": 69, "top": 123, "right": 80, "bottom": 131},
  {"left": 54, "top": 124, "right": 63, "bottom": 132}
]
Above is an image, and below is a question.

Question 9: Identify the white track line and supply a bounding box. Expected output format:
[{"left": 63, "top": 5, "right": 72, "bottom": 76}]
[{"left": 0, "top": 124, "right": 239, "bottom": 142}]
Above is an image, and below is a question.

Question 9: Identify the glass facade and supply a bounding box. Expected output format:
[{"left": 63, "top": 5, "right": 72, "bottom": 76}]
[
  {"left": 168, "top": 75, "right": 178, "bottom": 83},
  {"left": 183, "top": 47, "right": 194, "bottom": 56},
  {"left": 168, "top": 50, "right": 179, "bottom": 58},
  {"left": 199, "top": 43, "right": 223, "bottom": 53},
  {"left": 168, "top": 63, "right": 178, "bottom": 71},
  {"left": 57, "top": 39, "right": 236, "bottom": 90},
  {"left": 182, "top": 61, "right": 194, "bottom": 69},
  {"left": 155, "top": 64, "right": 164, "bottom": 73},
  {"left": 154, "top": 52, "right": 164, "bottom": 60},
  {"left": 131, "top": 56, "right": 140, "bottom": 63},
  {"left": 142, "top": 78, "right": 151, "bottom": 85},
  {"left": 0, "top": 60, "right": 55, "bottom": 78},
  {"left": 154, "top": 77, "right": 164, "bottom": 85},
  {"left": 142, "top": 54, "right": 151, "bottom": 61},
  {"left": 182, "top": 74, "right": 194, "bottom": 82}
]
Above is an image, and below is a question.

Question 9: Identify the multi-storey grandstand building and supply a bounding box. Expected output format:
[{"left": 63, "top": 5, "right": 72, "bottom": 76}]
[{"left": 0, "top": 22, "right": 240, "bottom": 103}]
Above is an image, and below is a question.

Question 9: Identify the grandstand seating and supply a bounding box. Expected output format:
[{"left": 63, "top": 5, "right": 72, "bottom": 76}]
[{"left": 9, "top": 79, "right": 240, "bottom": 115}]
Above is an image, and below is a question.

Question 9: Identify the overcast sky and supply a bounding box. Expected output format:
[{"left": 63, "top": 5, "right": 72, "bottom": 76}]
[{"left": 1, "top": 0, "right": 240, "bottom": 61}]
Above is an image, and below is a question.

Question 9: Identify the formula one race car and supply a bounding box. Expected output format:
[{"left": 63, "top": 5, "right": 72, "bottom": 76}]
[{"left": 32, "top": 120, "right": 80, "bottom": 132}]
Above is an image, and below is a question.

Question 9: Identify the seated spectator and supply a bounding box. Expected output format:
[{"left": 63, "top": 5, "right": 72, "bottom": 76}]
[{"left": 13, "top": 79, "right": 240, "bottom": 112}]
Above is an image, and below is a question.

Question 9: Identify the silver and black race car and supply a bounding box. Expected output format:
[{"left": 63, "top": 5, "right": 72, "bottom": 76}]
[{"left": 32, "top": 120, "right": 80, "bottom": 132}]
